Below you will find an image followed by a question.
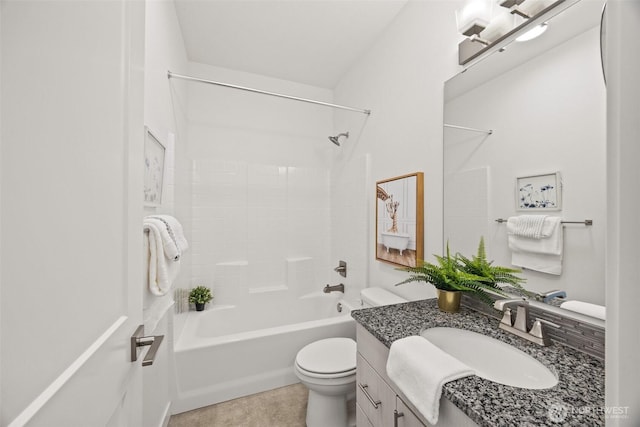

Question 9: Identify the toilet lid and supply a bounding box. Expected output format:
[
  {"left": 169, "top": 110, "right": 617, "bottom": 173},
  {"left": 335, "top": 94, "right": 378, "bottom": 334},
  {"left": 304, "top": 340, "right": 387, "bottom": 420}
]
[{"left": 296, "top": 338, "right": 356, "bottom": 375}]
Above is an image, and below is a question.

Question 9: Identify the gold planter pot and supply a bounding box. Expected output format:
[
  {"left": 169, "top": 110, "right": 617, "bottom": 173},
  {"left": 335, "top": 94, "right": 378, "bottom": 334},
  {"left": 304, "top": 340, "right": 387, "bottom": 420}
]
[{"left": 436, "top": 289, "right": 461, "bottom": 313}]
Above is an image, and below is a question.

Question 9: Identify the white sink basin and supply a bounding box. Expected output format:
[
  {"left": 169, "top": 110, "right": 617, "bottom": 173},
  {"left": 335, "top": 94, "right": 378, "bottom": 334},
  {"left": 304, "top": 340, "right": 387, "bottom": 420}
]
[{"left": 420, "top": 327, "right": 558, "bottom": 389}]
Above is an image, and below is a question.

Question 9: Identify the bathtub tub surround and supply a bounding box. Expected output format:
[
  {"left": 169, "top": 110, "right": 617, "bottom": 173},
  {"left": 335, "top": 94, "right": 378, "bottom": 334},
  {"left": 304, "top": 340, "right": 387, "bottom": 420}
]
[
  {"left": 188, "top": 286, "right": 213, "bottom": 311},
  {"left": 172, "top": 291, "right": 356, "bottom": 414},
  {"left": 352, "top": 299, "right": 605, "bottom": 426}
]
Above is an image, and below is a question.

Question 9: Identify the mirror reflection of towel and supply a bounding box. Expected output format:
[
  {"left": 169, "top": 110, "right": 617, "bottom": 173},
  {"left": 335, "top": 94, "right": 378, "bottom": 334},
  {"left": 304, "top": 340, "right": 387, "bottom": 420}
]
[{"left": 507, "top": 217, "right": 563, "bottom": 275}]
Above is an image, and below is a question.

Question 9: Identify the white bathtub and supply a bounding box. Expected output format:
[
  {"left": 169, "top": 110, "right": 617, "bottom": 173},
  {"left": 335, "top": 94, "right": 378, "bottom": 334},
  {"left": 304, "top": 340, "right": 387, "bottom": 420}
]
[
  {"left": 380, "top": 231, "right": 411, "bottom": 255},
  {"left": 172, "top": 292, "right": 357, "bottom": 414}
]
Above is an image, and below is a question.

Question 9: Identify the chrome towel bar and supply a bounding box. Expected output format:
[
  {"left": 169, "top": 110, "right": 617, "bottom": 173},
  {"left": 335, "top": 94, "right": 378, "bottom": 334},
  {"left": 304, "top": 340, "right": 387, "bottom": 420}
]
[{"left": 495, "top": 218, "right": 593, "bottom": 226}]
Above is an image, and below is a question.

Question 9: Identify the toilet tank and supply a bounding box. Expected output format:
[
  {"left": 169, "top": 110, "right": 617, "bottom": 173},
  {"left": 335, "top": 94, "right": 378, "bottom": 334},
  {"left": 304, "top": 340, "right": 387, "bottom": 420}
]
[{"left": 360, "top": 287, "right": 407, "bottom": 307}]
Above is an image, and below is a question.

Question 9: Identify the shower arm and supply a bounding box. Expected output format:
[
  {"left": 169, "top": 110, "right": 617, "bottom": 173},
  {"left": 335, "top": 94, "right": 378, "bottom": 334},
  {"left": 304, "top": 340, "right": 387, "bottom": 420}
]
[{"left": 168, "top": 71, "right": 371, "bottom": 116}]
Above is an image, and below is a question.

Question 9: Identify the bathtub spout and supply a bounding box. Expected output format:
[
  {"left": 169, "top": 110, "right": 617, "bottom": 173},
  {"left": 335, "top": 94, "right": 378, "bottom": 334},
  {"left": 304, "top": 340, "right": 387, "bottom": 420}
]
[{"left": 324, "top": 284, "right": 345, "bottom": 293}]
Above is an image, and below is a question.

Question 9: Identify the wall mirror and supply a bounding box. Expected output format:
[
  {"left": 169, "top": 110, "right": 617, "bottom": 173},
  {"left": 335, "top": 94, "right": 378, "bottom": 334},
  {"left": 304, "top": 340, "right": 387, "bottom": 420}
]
[{"left": 443, "top": 0, "right": 606, "bottom": 317}]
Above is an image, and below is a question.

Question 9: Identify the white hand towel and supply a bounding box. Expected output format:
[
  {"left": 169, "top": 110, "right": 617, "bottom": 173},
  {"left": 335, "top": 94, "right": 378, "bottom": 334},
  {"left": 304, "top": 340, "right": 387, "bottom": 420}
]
[
  {"left": 511, "top": 252, "right": 563, "bottom": 275},
  {"left": 386, "top": 336, "right": 474, "bottom": 425},
  {"left": 560, "top": 300, "right": 606, "bottom": 320},
  {"left": 508, "top": 217, "right": 563, "bottom": 275},
  {"left": 144, "top": 217, "right": 181, "bottom": 261},
  {"left": 144, "top": 221, "right": 180, "bottom": 296},
  {"left": 507, "top": 215, "right": 547, "bottom": 239},
  {"left": 150, "top": 215, "right": 189, "bottom": 254},
  {"left": 508, "top": 217, "right": 563, "bottom": 255}
]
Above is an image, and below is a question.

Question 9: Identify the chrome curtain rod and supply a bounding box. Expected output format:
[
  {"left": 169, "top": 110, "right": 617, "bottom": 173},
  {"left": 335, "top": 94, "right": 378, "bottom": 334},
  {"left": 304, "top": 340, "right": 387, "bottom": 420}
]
[
  {"left": 495, "top": 218, "right": 593, "bottom": 226},
  {"left": 444, "top": 123, "right": 493, "bottom": 135},
  {"left": 168, "top": 71, "right": 371, "bottom": 116}
]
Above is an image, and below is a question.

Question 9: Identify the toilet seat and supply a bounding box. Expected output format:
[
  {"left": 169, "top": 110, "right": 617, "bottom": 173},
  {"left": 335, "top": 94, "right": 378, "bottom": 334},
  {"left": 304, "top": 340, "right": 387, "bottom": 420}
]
[{"left": 295, "top": 338, "right": 356, "bottom": 378}]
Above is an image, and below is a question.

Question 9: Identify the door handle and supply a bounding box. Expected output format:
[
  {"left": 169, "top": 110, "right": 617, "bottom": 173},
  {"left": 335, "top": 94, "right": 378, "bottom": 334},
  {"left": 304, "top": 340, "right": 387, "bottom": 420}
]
[
  {"left": 131, "top": 325, "right": 164, "bottom": 366},
  {"left": 394, "top": 409, "right": 405, "bottom": 427}
]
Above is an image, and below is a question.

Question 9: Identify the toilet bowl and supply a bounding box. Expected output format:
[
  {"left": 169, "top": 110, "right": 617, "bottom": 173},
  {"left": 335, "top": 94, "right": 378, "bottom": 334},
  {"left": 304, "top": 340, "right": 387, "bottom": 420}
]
[
  {"left": 294, "top": 337, "right": 356, "bottom": 427},
  {"left": 294, "top": 287, "right": 407, "bottom": 427}
]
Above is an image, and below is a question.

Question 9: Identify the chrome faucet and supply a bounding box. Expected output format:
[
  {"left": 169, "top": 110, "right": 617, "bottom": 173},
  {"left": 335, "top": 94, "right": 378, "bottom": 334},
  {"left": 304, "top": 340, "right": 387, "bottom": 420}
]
[
  {"left": 493, "top": 299, "right": 559, "bottom": 346},
  {"left": 324, "top": 283, "right": 345, "bottom": 293},
  {"left": 534, "top": 289, "right": 567, "bottom": 303}
]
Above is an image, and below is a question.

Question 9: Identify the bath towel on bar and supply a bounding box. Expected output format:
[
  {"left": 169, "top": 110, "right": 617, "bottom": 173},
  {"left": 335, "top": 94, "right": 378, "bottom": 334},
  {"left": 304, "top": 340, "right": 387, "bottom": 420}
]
[
  {"left": 386, "top": 336, "right": 474, "bottom": 425},
  {"left": 146, "top": 215, "right": 189, "bottom": 261},
  {"left": 506, "top": 215, "right": 548, "bottom": 239},
  {"left": 143, "top": 219, "right": 181, "bottom": 296},
  {"left": 507, "top": 216, "right": 563, "bottom": 275}
]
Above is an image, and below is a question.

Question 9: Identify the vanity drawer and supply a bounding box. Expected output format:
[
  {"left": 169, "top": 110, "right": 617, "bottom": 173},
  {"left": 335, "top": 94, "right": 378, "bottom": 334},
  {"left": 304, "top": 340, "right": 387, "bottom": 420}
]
[
  {"left": 356, "top": 403, "right": 374, "bottom": 427},
  {"left": 356, "top": 352, "right": 395, "bottom": 427}
]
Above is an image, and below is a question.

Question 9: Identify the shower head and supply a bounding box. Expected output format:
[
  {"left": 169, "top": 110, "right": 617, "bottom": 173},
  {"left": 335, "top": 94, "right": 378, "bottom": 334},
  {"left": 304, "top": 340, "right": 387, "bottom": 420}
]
[{"left": 328, "top": 132, "right": 349, "bottom": 146}]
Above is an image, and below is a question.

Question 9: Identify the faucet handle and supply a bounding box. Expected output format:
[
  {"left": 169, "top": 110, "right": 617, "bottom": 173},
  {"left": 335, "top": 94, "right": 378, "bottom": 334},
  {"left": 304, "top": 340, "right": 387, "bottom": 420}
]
[
  {"left": 500, "top": 307, "right": 513, "bottom": 327},
  {"left": 529, "top": 318, "right": 560, "bottom": 339}
]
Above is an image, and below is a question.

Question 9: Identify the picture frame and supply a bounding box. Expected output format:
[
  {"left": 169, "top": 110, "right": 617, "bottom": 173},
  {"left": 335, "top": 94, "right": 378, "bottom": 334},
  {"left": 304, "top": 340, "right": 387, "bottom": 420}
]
[
  {"left": 143, "top": 127, "right": 166, "bottom": 207},
  {"left": 516, "top": 172, "right": 562, "bottom": 211},
  {"left": 376, "top": 172, "right": 424, "bottom": 267}
]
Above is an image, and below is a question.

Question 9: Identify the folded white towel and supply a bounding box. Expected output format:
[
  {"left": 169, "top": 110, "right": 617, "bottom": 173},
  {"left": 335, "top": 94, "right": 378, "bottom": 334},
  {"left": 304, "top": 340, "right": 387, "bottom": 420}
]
[
  {"left": 511, "top": 252, "right": 563, "bottom": 275},
  {"left": 508, "top": 217, "right": 563, "bottom": 256},
  {"left": 143, "top": 221, "right": 181, "bottom": 296},
  {"left": 145, "top": 215, "right": 189, "bottom": 261},
  {"left": 386, "top": 336, "right": 474, "bottom": 425},
  {"left": 150, "top": 215, "right": 189, "bottom": 253},
  {"left": 561, "top": 300, "right": 606, "bottom": 320},
  {"left": 508, "top": 217, "right": 563, "bottom": 275},
  {"left": 507, "top": 215, "right": 547, "bottom": 239}
]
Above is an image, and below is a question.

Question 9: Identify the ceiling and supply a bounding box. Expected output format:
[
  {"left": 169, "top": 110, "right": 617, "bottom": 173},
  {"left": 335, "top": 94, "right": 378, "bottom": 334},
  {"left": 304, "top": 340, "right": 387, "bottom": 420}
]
[{"left": 173, "top": 0, "right": 409, "bottom": 89}]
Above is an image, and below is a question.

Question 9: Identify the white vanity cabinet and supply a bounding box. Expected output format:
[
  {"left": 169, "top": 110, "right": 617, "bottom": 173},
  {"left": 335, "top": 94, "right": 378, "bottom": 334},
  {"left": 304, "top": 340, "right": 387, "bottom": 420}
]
[{"left": 355, "top": 324, "right": 478, "bottom": 427}]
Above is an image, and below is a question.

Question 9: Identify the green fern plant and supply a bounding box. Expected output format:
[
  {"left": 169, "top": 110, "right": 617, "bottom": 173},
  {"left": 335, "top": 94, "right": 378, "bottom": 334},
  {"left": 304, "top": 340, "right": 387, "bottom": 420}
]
[
  {"left": 396, "top": 243, "right": 506, "bottom": 305},
  {"left": 456, "top": 237, "right": 529, "bottom": 297}
]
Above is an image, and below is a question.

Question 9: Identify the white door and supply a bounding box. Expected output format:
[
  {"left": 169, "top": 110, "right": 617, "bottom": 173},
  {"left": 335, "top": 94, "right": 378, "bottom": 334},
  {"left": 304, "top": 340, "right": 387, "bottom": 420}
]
[{"left": 1, "top": 1, "right": 146, "bottom": 426}]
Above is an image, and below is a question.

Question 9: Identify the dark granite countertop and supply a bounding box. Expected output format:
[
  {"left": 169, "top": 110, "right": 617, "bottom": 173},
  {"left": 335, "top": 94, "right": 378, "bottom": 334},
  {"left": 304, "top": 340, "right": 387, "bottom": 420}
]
[{"left": 351, "top": 299, "right": 605, "bottom": 426}]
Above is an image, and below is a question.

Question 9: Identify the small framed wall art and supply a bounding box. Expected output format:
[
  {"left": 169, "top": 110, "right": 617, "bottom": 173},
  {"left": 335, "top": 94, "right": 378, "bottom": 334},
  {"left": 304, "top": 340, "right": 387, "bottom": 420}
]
[
  {"left": 376, "top": 172, "right": 424, "bottom": 267},
  {"left": 143, "top": 127, "right": 166, "bottom": 207},
  {"left": 516, "top": 171, "right": 562, "bottom": 211}
]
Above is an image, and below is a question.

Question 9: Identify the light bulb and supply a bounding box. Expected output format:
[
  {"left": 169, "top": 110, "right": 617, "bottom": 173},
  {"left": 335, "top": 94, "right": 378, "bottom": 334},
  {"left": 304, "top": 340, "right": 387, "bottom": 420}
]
[{"left": 516, "top": 23, "right": 548, "bottom": 42}]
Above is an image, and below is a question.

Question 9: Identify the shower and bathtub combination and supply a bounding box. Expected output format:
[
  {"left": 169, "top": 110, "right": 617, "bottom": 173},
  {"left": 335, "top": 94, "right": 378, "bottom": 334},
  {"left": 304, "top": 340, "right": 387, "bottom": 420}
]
[{"left": 166, "top": 71, "right": 374, "bottom": 420}]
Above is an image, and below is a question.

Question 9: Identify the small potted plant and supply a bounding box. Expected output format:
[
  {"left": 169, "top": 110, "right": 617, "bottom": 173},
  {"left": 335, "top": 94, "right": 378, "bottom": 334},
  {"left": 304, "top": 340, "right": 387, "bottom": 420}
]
[
  {"left": 189, "top": 285, "right": 213, "bottom": 312},
  {"left": 396, "top": 239, "right": 525, "bottom": 312}
]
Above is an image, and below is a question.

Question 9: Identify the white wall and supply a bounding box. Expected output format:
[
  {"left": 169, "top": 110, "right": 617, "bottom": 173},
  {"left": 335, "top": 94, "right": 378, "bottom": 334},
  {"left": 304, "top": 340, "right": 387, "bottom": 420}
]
[
  {"left": 605, "top": 1, "right": 640, "bottom": 425},
  {"left": 444, "top": 26, "right": 606, "bottom": 304},
  {"left": 183, "top": 62, "right": 336, "bottom": 307},
  {"left": 331, "top": 0, "right": 462, "bottom": 301},
  {"left": 143, "top": 1, "right": 189, "bottom": 426}
]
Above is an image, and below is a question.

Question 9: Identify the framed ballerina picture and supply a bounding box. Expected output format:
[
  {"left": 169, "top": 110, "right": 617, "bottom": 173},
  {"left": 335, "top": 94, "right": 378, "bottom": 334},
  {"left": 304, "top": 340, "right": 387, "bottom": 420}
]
[{"left": 375, "top": 172, "right": 424, "bottom": 267}]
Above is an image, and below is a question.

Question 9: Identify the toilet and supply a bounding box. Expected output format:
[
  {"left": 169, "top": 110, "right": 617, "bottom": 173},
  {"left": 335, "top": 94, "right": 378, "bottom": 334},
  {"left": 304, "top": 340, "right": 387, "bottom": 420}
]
[{"left": 294, "top": 287, "right": 407, "bottom": 427}]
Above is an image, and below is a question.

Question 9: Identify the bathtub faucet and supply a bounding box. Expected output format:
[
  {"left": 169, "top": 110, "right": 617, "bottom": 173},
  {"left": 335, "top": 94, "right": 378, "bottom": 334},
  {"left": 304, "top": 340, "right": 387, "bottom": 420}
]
[{"left": 324, "top": 283, "right": 345, "bottom": 293}]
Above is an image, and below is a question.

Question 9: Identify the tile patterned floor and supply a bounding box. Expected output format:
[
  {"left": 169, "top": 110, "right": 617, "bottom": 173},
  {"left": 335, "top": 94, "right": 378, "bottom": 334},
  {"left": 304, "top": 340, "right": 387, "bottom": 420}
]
[{"left": 168, "top": 383, "right": 308, "bottom": 427}]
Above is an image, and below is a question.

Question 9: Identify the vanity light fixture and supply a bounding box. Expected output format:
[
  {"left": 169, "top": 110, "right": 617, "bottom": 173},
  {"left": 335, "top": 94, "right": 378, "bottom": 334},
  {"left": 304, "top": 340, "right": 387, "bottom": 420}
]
[
  {"left": 497, "top": 0, "right": 524, "bottom": 8},
  {"left": 456, "top": 0, "right": 493, "bottom": 36},
  {"left": 516, "top": 22, "right": 548, "bottom": 42}
]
